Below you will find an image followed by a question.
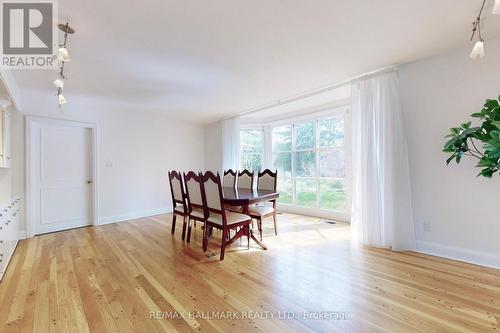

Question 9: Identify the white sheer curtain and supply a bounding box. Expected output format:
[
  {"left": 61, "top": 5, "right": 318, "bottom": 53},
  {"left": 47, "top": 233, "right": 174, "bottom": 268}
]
[
  {"left": 351, "top": 71, "right": 416, "bottom": 250},
  {"left": 221, "top": 116, "right": 241, "bottom": 171}
]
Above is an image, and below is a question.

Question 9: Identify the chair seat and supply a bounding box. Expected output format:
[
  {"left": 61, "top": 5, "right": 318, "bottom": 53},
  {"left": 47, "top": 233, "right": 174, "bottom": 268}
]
[
  {"left": 189, "top": 208, "right": 205, "bottom": 219},
  {"left": 207, "top": 211, "right": 251, "bottom": 226},
  {"left": 248, "top": 205, "right": 275, "bottom": 217},
  {"left": 174, "top": 206, "right": 187, "bottom": 214}
]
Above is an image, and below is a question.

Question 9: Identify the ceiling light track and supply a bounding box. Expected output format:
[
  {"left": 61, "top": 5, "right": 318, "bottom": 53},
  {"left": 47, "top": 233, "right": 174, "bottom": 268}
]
[
  {"left": 54, "top": 22, "right": 75, "bottom": 108},
  {"left": 469, "top": 0, "right": 498, "bottom": 59}
]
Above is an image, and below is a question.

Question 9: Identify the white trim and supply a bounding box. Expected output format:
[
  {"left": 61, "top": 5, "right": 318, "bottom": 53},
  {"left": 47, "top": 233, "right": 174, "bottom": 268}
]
[
  {"left": 0, "top": 98, "right": 11, "bottom": 109},
  {"left": 416, "top": 240, "right": 500, "bottom": 270},
  {"left": 25, "top": 116, "right": 98, "bottom": 238},
  {"left": 277, "top": 204, "right": 350, "bottom": 223},
  {"left": 0, "top": 69, "right": 21, "bottom": 110},
  {"left": 98, "top": 206, "right": 172, "bottom": 225}
]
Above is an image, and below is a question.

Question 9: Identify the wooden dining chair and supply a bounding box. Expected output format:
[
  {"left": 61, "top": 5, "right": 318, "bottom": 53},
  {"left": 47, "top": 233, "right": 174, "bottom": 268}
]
[
  {"left": 168, "top": 171, "right": 189, "bottom": 238},
  {"left": 183, "top": 171, "right": 206, "bottom": 243},
  {"left": 248, "top": 169, "right": 278, "bottom": 241},
  {"left": 237, "top": 169, "right": 254, "bottom": 190},
  {"left": 201, "top": 171, "right": 252, "bottom": 260},
  {"left": 222, "top": 169, "right": 237, "bottom": 187}
]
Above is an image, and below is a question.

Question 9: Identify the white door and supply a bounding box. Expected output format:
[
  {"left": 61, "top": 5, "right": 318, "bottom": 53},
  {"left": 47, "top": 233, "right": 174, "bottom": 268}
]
[{"left": 29, "top": 119, "right": 94, "bottom": 235}]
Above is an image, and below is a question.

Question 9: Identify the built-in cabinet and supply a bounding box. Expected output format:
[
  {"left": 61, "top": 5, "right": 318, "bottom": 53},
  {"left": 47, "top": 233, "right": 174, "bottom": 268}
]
[
  {"left": 0, "top": 196, "right": 20, "bottom": 280},
  {"left": 0, "top": 106, "right": 11, "bottom": 168}
]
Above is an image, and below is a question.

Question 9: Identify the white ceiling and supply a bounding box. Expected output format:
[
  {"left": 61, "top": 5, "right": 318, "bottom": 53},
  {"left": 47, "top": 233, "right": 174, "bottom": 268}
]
[{"left": 11, "top": 0, "right": 500, "bottom": 124}]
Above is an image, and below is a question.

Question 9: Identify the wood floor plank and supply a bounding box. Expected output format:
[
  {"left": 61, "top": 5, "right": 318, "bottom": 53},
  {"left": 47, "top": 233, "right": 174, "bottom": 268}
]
[{"left": 1, "top": 213, "right": 499, "bottom": 332}]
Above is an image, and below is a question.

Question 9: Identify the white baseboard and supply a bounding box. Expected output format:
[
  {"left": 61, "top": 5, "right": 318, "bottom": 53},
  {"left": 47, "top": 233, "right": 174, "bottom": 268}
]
[
  {"left": 18, "top": 230, "right": 27, "bottom": 239},
  {"left": 277, "top": 204, "right": 350, "bottom": 222},
  {"left": 98, "top": 207, "right": 172, "bottom": 225},
  {"left": 416, "top": 240, "right": 500, "bottom": 270}
]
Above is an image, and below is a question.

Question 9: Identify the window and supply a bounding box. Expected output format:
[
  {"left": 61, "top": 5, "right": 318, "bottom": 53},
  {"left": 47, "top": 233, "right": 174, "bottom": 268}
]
[
  {"left": 272, "top": 114, "right": 346, "bottom": 212},
  {"left": 272, "top": 125, "right": 292, "bottom": 204},
  {"left": 240, "top": 129, "right": 263, "bottom": 172}
]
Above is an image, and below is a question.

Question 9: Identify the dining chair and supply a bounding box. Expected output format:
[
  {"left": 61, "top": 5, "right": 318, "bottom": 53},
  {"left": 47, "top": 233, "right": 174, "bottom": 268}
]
[
  {"left": 201, "top": 171, "right": 252, "bottom": 260},
  {"left": 222, "top": 169, "right": 237, "bottom": 187},
  {"left": 168, "top": 170, "right": 189, "bottom": 238},
  {"left": 237, "top": 169, "right": 254, "bottom": 190},
  {"left": 183, "top": 171, "right": 206, "bottom": 243},
  {"left": 248, "top": 169, "right": 278, "bottom": 241},
  {"left": 224, "top": 169, "right": 246, "bottom": 213}
]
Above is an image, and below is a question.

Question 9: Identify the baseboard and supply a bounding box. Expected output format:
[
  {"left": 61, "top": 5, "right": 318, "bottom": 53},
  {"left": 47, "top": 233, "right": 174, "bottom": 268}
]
[
  {"left": 98, "top": 207, "right": 172, "bottom": 225},
  {"left": 277, "top": 204, "right": 350, "bottom": 223},
  {"left": 416, "top": 240, "right": 500, "bottom": 270}
]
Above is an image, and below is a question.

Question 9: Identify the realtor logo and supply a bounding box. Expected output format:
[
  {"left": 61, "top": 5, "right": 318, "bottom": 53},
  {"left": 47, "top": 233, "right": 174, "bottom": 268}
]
[{"left": 1, "top": 0, "right": 57, "bottom": 68}]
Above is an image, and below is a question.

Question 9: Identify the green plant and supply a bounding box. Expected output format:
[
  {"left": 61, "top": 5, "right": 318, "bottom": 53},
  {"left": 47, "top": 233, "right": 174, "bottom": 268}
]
[{"left": 443, "top": 96, "right": 500, "bottom": 178}]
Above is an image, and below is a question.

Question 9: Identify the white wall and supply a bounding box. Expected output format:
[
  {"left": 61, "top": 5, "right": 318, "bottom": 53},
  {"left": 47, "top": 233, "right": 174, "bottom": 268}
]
[
  {"left": 204, "top": 121, "right": 223, "bottom": 172},
  {"left": 399, "top": 37, "right": 500, "bottom": 268},
  {"left": 15, "top": 89, "right": 205, "bottom": 232}
]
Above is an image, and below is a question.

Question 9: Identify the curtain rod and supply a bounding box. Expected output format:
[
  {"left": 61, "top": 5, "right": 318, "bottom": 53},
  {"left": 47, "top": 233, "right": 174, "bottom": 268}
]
[{"left": 224, "top": 64, "right": 398, "bottom": 121}]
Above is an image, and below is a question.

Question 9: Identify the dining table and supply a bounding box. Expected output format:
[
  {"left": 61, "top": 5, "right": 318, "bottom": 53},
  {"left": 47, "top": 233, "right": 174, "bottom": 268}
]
[{"left": 222, "top": 187, "right": 279, "bottom": 250}]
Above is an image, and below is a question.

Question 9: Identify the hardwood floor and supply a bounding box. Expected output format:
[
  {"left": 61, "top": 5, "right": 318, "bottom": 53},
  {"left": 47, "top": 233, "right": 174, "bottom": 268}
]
[{"left": 1, "top": 213, "right": 499, "bottom": 332}]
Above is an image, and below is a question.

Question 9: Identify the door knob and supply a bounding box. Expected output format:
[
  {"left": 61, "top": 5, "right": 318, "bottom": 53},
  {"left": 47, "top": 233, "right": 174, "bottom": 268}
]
[{"left": 87, "top": 180, "right": 93, "bottom": 184}]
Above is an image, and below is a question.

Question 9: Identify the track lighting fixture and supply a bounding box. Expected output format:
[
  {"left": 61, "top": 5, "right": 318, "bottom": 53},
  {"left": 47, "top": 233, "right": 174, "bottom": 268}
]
[{"left": 54, "top": 22, "right": 75, "bottom": 107}]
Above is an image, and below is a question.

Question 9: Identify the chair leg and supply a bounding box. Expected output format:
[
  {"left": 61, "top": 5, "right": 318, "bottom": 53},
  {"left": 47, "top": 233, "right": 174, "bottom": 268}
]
[
  {"left": 171, "top": 214, "right": 177, "bottom": 234},
  {"left": 258, "top": 219, "right": 263, "bottom": 241},
  {"left": 181, "top": 216, "right": 187, "bottom": 240},
  {"left": 273, "top": 213, "right": 278, "bottom": 236},
  {"left": 220, "top": 229, "right": 228, "bottom": 261},
  {"left": 246, "top": 225, "right": 250, "bottom": 249},
  {"left": 202, "top": 223, "right": 209, "bottom": 251},
  {"left": 187, "top": 219, "right": 192, "bottom": 242}
]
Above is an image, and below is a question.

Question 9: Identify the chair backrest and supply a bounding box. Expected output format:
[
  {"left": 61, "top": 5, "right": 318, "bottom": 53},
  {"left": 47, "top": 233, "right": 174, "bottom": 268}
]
[
  {"left": 222, "top": 169, "right": 237, "bottom": 188},
  {"left": 201, "top": 171, "right": 227, "bottom": 226},
  {"left": 257, "top": 169, "right": 278, "bottom": 191},
  {"left": 168, "top": 171, "right": 186, "bottom": 213},
  {"left": 184, "top": 171, "right": 204, "bottom": 214},
  {"left": 237, "top": 170, "right": 254, "bottom": 190}
]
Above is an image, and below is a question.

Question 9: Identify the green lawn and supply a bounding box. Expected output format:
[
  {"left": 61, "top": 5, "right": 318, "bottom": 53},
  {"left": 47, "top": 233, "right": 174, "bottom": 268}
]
[
  {"left": 296, "top": 192, "right": 317, "bottom": 207},
  {"left": 278, "top": 179, "right": 347, "bottom": 211},
  {"left": 320, "top": 191, "right": 346, "bottom": 211},
  {"left": 278, "top": 190, "right": 346, "bottom": 211}
]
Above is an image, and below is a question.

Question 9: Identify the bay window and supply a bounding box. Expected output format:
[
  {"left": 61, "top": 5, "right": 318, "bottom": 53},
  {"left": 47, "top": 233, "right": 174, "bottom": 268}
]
[{"left": 239, "top": 107, "right": 349, "bottom": 217}]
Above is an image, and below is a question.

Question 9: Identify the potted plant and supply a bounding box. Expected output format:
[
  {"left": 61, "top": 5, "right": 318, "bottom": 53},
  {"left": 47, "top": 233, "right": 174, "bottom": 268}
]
[{"left": 443, "top": 96, "right": 500, "bottom": 178}]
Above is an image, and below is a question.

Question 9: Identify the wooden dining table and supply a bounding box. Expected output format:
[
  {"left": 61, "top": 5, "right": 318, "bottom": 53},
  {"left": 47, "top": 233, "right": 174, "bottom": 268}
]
[{"left": 222, "top": 187, "right": 279, "bottom": 250}]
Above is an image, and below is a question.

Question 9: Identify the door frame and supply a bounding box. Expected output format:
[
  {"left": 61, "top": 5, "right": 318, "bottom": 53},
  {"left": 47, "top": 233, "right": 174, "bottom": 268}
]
[{"left": 26, "top": 116, "right": 98, "bottom": 238}]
